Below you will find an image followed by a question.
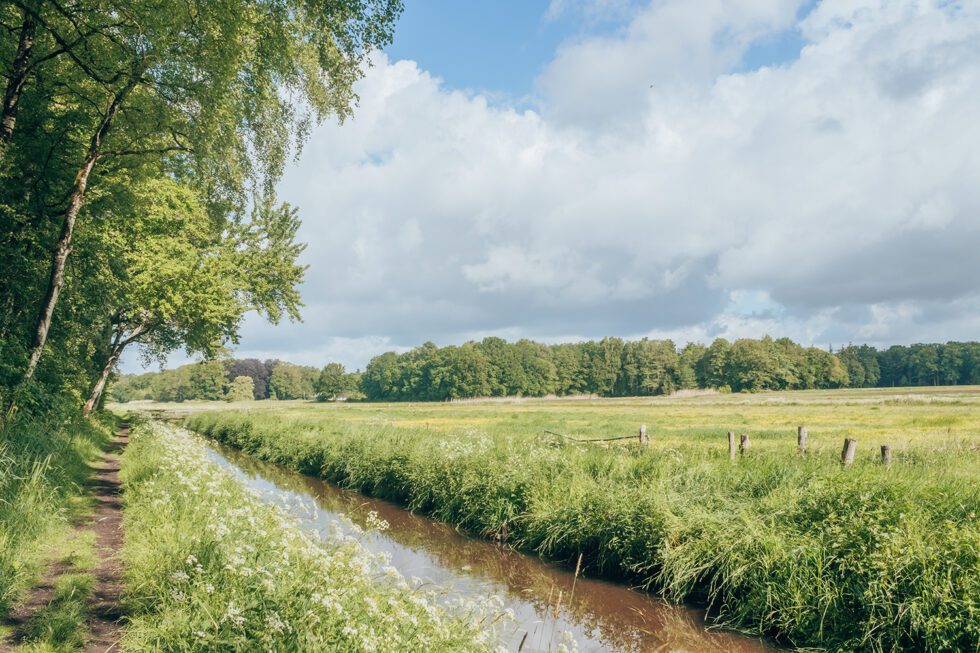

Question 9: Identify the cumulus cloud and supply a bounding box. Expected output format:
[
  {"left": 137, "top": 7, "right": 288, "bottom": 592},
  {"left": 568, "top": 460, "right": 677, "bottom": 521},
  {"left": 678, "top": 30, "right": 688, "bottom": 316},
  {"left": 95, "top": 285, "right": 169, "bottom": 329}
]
[
  {"left": 537, "top": 0, "right": 807, "bottom": 127},
  {"left": 125, "top": 0, "right": 980, "bottom": 372}
]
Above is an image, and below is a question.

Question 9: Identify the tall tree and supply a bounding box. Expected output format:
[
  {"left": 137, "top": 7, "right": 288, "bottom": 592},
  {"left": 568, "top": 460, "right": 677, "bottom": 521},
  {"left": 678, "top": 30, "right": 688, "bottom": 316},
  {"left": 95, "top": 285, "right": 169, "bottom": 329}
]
[
  {"left": 225, "top": 375, "right": 255, "bottom": 402},
  {"left": 4, "top": 0, "right": 402, "bottom": 413},
  {"left": 315, "top": 363, "right": 352, "bottom": 401},
  {"left": 698, "top": 338, "right": 731, "bottom": 389}
]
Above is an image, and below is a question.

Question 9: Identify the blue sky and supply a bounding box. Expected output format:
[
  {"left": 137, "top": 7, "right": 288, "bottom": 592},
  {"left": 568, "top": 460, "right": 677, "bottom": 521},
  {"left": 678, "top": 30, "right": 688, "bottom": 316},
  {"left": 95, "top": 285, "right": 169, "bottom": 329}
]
[
  {"left": 384, "top": 1, "right": 816, "bottom": 99},
  {"left": 123, "top": 1, "right": 980, "bottom": 373},
  {"left": 384, "top": 1, "right": 573, "bottom": 99}
]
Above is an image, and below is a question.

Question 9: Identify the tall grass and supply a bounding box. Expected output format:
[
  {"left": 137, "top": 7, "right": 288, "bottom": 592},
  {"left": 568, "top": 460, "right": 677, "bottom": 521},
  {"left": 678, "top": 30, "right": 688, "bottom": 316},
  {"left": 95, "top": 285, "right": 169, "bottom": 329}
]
[
  {"left": 0, "top": 412, "right": 109, "bottom": 617},
  {"left": 186, "top": 409, "right": 980, "bottom": 652},
  {"left": 119, "top": 420, "right": 509, "bottom": 652}
]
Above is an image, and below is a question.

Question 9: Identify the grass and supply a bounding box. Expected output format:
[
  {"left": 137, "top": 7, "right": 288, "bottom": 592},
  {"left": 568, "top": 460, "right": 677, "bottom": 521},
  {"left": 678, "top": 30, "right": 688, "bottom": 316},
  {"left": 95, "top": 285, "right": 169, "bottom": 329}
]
[
  {"left": 118, "top": 419, "right": 509, "bottom": 652},
  {"left": 16, "top": 531, "right": 99, "bottom": 652},
  {"left": 0, "top": 413, "right": 110, "bottom": 622},
  {"left": 145, "top": 386, "right": 980, "bottom": 652},
  {"left": 132, "top": 384, "right": 980, "bottom": 454}
]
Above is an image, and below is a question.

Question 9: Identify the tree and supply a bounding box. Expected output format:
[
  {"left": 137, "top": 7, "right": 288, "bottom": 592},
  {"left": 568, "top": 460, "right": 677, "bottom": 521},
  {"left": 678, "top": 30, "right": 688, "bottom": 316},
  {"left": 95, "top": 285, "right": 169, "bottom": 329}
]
[
  {"left": 189, "top": 361, "right": 228, "bottom": 402},
  {"left": 805, "top": 347, "right": 849, "bottom": 389},
  {"left": 3, "top": 0, "right": 402, "bottom": 414},
  {"left": 315, "top": 363, "right": 352, "bottom": 401},
  {"left": 513, "top": 339, "right": 557, "bottom": 397},
  {"left": 429, "top": 344, "right": 492, "bottom": 400},
  {"left": 617, "top": 339, "right": 679, "bottom": 396},
  {"left": 552, "top": 343, "right": 586, "bottom": 395},
  {"left": 225, "top": 376, "right": 254, "bottom": 402},
  {"left": 727, "top": 338, "right": 780, "bottom": 392},
  {"left": 226, "top": 359, "right": 275, "bottom": 400},
  {"left": 269, "top": 362, "right": 318, "bottom": 400},
  {"left": 698, "top": 338, "right": 731, "bottom": 389},
  {"left": 677, "top": 343, "right": 705, "bottom": 390},
  {"left": 908, "top": 344, "right": 941, "bottom": 386},
  {"left": 361, "top": 352, "right": 402, "bottom": 401},
  {"left": 583, "top": 337, "right": 624, "bottom": 395},
  {"left": 938, "top": 342, "right": 965, "bottom": 385},
  {"left": 838, "top": 344, "right": 880, "bottom": 388},
  {"left": 877, "top": 346, "right": 910, "bottom": 387},
  {"left": 80, "top": 183, "right": 306, "bottom": 415}
]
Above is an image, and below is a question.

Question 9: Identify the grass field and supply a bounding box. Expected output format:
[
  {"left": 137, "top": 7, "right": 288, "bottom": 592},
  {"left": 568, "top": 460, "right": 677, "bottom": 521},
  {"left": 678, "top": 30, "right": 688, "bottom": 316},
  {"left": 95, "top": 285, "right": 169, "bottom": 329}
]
[
  {"left": 129, "top": 386, "right": 980, "bottom": 652},
  {"left": 134, "top": 385, "right": 980, "bottom": 455}
]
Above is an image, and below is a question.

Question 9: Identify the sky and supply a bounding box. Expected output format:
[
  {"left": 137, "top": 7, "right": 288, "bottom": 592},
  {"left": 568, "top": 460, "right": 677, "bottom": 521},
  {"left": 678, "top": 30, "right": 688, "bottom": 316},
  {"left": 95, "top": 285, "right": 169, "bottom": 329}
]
[{"left": 123, "top": 0, "right": 980, "bottom": 373}]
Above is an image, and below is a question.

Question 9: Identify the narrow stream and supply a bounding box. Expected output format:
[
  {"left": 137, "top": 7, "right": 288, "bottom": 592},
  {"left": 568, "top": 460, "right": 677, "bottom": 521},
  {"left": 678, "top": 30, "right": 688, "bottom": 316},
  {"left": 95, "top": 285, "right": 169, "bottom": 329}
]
[{"left": 203, "top": 442, "right": 782, "bottom": 653}]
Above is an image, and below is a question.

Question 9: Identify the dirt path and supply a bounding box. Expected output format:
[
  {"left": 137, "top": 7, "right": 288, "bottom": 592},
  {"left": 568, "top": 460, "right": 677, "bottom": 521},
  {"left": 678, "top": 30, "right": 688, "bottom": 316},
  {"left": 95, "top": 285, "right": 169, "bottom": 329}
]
[
  {"left": 83, "top": 423, "right": 127, "bottom": 652},
  {"left": 1, "top": 422, "right": 128, "bottom": 652}
]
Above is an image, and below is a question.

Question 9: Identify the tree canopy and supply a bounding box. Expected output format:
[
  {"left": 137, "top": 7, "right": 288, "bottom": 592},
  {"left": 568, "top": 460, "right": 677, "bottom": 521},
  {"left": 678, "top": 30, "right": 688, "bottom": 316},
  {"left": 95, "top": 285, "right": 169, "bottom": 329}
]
[{"left": 0, "top": 0, "right": 403, "bottom": 420}]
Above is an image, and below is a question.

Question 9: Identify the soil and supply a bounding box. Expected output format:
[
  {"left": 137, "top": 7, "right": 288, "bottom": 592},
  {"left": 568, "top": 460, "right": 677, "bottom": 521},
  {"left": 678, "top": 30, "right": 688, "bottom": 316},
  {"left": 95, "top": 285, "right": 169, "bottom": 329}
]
[{"left": 83, "top": 424, "right": 127, "bottom": 652}]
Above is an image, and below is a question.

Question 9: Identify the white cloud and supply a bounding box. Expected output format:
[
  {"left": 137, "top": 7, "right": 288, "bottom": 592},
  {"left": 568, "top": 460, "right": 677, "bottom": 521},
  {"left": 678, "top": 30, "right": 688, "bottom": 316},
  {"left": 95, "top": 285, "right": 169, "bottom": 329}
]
[
  {"left": 537, "top": 0, "right": 807, "bottom": 128},
  {"left": 123, "top": 0, "right": 980, "bottom": 372}
]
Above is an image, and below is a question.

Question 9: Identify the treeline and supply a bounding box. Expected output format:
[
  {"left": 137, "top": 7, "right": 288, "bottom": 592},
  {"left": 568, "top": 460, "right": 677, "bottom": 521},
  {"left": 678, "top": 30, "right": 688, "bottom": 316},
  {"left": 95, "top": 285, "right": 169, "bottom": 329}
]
[
  {"left": 111, "top": 359, "right": 362, "bottom": 403},
  {"left": 114, "top": 338, "right": 980, "bottom": 403},
  {"left": 0, "top": 1, "right": 398, "bottom": 422},
  {"left": 360, "top": 338, "right": 980, "bottom": 400},
  {"left": 361, "top": 336, "right": 854, "bottom": 400}
]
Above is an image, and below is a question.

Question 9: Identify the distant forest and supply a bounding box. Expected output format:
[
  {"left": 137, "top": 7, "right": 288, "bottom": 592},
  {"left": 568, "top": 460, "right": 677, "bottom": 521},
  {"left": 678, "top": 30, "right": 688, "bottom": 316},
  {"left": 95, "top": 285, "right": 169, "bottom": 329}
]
[{"left": 110, "top": 338, "right": 980, "bottom": 403}]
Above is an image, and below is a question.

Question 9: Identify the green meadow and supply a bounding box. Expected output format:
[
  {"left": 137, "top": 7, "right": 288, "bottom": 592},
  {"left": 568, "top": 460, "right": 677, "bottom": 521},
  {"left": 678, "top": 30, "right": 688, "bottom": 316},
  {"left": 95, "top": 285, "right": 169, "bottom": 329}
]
[{"left": 133, "top": 385, "right": 980, "bottom": 652}]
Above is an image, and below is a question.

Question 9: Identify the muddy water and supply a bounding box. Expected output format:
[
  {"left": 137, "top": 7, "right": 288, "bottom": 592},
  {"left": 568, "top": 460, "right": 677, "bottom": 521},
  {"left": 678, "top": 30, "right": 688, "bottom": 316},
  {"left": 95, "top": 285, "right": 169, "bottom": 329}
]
[{"left": 204, "top": 443, "right": 781, "bottom": 653}]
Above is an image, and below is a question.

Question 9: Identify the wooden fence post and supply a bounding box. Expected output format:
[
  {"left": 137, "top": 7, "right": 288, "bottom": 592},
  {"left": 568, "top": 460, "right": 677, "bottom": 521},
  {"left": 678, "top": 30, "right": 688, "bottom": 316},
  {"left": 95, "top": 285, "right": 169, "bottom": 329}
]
[
  {"left": 880, "top": 445, "right": 892, "bottom": 466},
  {"left": 739, "top": 433, "right": 750, "bottom": 456},
  {"left": 841, "top": 438, "right": 857, "bottom": 466},
  {"left": 797, "top": 426, "right": 808, "bottom": 453},
  {"left": 639, "top": 424, "right": 649, "bottom": 447},
  {"left": 728, "top": 431, "right": 736, "bottom": 462}
]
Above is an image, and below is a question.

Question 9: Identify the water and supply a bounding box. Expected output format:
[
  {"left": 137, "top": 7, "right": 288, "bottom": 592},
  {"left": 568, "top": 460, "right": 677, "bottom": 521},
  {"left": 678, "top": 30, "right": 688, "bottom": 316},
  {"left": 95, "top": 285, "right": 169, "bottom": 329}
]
[{"left": 204, "top": 443, "right": 781, "bottom": 653}]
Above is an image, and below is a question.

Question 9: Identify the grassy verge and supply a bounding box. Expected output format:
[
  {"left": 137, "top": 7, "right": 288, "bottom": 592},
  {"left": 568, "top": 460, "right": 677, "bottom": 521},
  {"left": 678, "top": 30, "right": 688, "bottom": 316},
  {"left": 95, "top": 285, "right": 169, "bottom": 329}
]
[
  {"left": 118, "top": 420, "right": 508, "bottom": 652},
  {"left": 0, "top": 413, "right": 110, "bottom": 621},
  {"left": 185, "top": 408, "right": 980, "bottom": 652},
  {"left": 14, "top": 530, "right": 99, "bottom": 652}
]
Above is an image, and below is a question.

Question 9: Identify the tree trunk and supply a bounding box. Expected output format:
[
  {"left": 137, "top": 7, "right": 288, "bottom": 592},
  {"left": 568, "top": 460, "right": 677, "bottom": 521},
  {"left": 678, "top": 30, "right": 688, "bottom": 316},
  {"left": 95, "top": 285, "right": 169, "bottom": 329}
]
[
  {"left": 17, "top": 68, "right": 142, "bottom": 396},
  {"left": 82, "top": 321, "right": 146, "bottom": 417},
  {"left": 0, "top": 11, "right": 35, "bottom": 149},
  {"left": 83, "top": 345, "right": 123, "bottom": 417}
]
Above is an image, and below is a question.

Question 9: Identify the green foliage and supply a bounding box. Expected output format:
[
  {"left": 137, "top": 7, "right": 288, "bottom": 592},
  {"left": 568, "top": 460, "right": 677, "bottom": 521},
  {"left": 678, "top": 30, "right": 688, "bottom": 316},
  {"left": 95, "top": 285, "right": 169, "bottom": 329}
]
[
  {"left": 0, "top": 0, "right": 402, "bottom": 416},
  {"left": 186, "top": 402, "right": 980, "bottom": 653},
  {"left": 224, "top": 376, "right": 254, "bottom": 402},
  {"left": 268, "top": 361, "right": 318, "bottom": 400},
  {"left": 226, "top": 359, "right": 276, "bottom": 399},
  {"left": 114, "top": 340, "right": 980, "bottom": 405},
  {"left": 314, "top": 363, "right": 355, "bottom": 400},
  {"left": 355, "top": 337, "right": 980, "bottom": 401},
  {"left": 119, "top": 421, "right": 504, "bottom": 651}
]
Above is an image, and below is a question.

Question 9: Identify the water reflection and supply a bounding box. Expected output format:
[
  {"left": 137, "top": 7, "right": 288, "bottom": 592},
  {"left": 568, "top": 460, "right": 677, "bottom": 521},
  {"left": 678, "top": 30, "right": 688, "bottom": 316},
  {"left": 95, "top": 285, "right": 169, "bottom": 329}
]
[{"left": 205, "top": 443, "right": 780, "bottom": 653}]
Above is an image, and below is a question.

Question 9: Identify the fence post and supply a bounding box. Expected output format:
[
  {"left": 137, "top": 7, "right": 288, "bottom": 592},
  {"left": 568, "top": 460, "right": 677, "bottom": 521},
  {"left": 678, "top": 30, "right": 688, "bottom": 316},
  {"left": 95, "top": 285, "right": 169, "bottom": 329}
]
[
  {"left": 880, "top": 445, "right": 892, "bottom": 466},
  {"left": 841, "top": 438, "right": 857, "bottom": 466},
  {"left": 639, "top": 424, "right": 649, "bottom": 447},
  {"left": 739, "top": 433, "right": 750, "bottom": 456},
  {"left": 728, "top": 431, "right": 736, "bottom": 462},
  {"left": 797, "top": 426, "right": 808, "bottom": 453}
]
